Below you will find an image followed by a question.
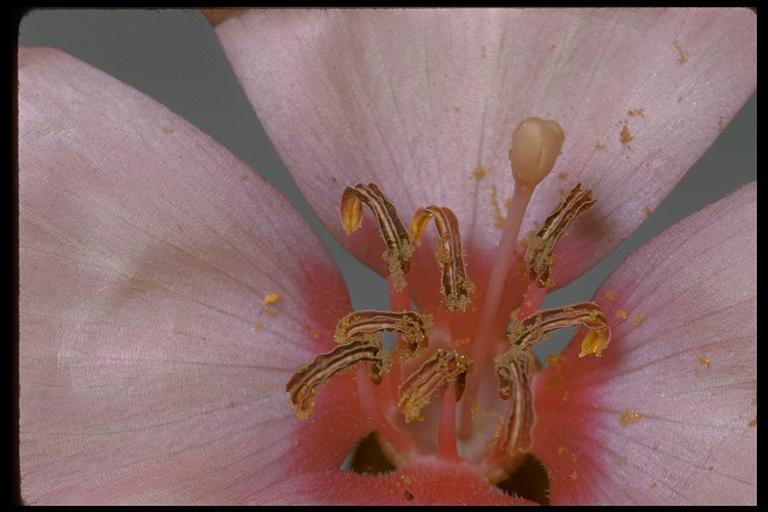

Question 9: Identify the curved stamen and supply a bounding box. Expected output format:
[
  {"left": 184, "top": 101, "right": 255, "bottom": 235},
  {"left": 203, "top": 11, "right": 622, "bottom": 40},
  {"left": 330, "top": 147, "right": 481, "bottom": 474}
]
[
  {"left": 494, "top": 346, "right": 536, "bottom": 456},
  {"left": 410, "top": 205, "right": 475, "bottom": 312},
  {"left": 398, "top": 349, "right": 472, "bottom": 423},
  {"left": 287, "top": 337, "right": 389, "bottom": 419},
  {"left": 524, "top": 183, "right": 596, "bottom": 288},
  {"left": 508, "top": 302, "right": 611, "bottom": 357},
  {"left": 334, "top": 309, "right": 431, "bottom": 359},
  {"left": 340, "top": 183, "right": 413, "bottom": 290}
]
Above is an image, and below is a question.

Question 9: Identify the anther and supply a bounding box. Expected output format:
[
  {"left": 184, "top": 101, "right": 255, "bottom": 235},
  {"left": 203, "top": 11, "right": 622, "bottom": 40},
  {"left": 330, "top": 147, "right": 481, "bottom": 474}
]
[
  {"left": 525, "top": 183, "right": 596, "bottom": 287},
  {"left": 334, "top": 310, "right": 432, "bottom": 359},
  {"left": 509, "top": 302, "right": 611, "bottom": 357},
  {"left": 410, "top": 206, "right": 475, "bottom": 312},
  {"left": 340, "top": 183, "right": 413, "bottom": 291},
  {"left": 398, "top": 349, "right": 473, "bottom": 423},
  {"left": 287, "top": 337, "right": 389, "bottom": 419},
  {"left": 509, "top": 117, "right": 565, "bottom": 191},
  {"left": 494, "top": 346, "right": 536, "bottom": 456}
]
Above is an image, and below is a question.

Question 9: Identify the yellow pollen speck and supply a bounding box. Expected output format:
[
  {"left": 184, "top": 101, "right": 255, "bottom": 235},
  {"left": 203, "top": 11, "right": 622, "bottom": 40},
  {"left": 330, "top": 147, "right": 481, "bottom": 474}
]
[
  {"left": 748, "top": 418, "right": 756, "bottom": 428},
  {"left": 673, "top": 40, "right": 689, "bottom": 65},
  {"left": 615, "top": 309, "right": 628, "bottom": 321},
  {"left": 472, "top": 166, "right": 486, "bottom": 179},
  {"left": 605, "top": 290, "right": 618, "bottom": 302},
  {"left": 644, "top": 205, "right": 652, "bottom": 217},
  {"left": 263, "top": 293, "right": 281, "bottom": 305},
  {"left": 594, "top": 141, "right": 605, "bottom": 150},
  {"left": 632, "top": 313, "right": 644, "bottom": 326},
  {"left": 239, "top": 175, "right": 250, "bottom": 181},
  {"left": 490, "top": 185, "right": 506, "bottom": 229},
  {"left": 627, "top": 108, "right": 645, "bottom": 117},
  {"left": 557, "top": 445, "right": 566, "bottom": 455},
  {"left": 718, "top": 117, "right": 725, "bottom": 132},
  {"left": 452, "top": 105, "right": 460, "bottom": 113},
  {"left": 570, "top": 471, "right": 579, "bottom": 480},
  {"left": 619, "top": 123, "right": 634, "bottom": 146},
  {"left": 615, "top": 456, "right": 627, "bottom": 466},
  {"left": 162, "top": 126, "right": 174, "bottom": 134},
  {"left": 619, "top": 410, "right": 641, "bottom": 427},
  {"left": 650, "top": 482, "right": 657, "bottom": 490},
  {"left": 677, "top": 96, "right": 683, "bottom": 103},
  {"left": 698, "top": 355, "right": 711, "bottom": 369},
  {"left": 254, "top": 320, "right": 263, "bottom": 331},
  {"left": 547, "top": 352, "right": 566, "bottom": 367},
  {"left": 570, "top": 453, "right": 578, "bottom": 462},
  {"left": 557, "top": 171, "right": 569, "bottom": 180}
]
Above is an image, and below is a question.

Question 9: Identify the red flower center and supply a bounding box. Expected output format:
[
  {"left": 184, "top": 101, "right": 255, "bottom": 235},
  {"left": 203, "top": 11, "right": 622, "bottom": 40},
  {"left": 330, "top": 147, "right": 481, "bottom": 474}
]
[{"left": 286, "top": 118, "right": 611, "bottom": 499}]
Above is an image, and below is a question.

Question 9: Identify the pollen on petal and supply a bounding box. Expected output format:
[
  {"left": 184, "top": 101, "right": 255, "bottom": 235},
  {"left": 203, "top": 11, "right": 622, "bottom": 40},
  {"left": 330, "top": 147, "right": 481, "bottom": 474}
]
[
  {"left": 618, "top": 410, "right": 642, "bottom": 427},
  {"left": 632, "top": 313, "right": 645, "bottom": 326},
  {"left": 615, "top": 309, "right": 628, "bottom": 321},
  {"left": 472, "top": 166, "right": 486, "bottom": 180},
  {"left": 697, "top": 355, "right": 711, "bottom": 369},
  {"left": 263, "top": 293, "right": 281, "bottom": 305}
]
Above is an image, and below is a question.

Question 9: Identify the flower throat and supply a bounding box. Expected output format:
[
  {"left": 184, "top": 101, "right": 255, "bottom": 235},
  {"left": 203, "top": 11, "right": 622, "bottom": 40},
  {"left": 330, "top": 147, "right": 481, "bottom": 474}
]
[{"left": 286, "top": 117, "right": 611, "bottom": 492}]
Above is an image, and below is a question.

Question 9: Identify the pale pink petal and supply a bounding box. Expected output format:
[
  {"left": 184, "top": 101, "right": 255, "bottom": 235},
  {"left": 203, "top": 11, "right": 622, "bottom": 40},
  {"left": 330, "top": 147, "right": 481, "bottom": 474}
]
[
  {"left": 211, "top": 8, "right": 756, "bottom": 295},
  {"left": 19, "top": 47, "right": 367, "bottom": 504},
  {"left": 248, "top": 458, "right": 533, "bottom": 505},
  {"left": 531, "top": 183, "right": 756, "bottom": 505}
]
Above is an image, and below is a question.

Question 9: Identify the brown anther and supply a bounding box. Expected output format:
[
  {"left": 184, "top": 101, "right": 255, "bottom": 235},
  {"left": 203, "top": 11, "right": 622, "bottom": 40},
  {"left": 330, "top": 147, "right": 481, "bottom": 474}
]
[
  {"left": 340, "top": 183, "right": 413, "bottom": 291},
  {"left": 524, "top": 183, "right": 596, "bottom": 287},
  {"left": 334, "top": 310, "right": 432, "bottom": 359},
  {"left": 410, "top": 206, "right": 475, "bottom": 312},
  {"left": 494, "top": 346, "right": 536, "bottom": 456},
  {"left": 509, "top": 302, "right": 611, "bottom": 357},
  {"left": 287, "top": 337, "right": 389, "bottom": 419},
  {"left": 398, "top": 349, "right": 473, "bottom": 423}
]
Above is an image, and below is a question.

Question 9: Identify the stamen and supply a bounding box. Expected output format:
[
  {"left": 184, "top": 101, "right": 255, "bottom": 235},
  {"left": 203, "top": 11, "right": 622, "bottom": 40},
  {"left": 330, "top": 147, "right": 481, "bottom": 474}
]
[
  {"left": 398, "top": 349, "right": 472, "bottom": 423},
  {"left": 495, "top": 346, "right": 536, "bottom": 456},
  {"left": 340, "top": 183, "right": 413, "bottom": 290},
  {"left": 508, "top": 302, "right": 611, "bottom": 357},
  {"left": 410, "top": 206, "right": 475, "bottom": 312},
  {"left": 524, "top": 184, "right": 596, "bottom": 288},
  {"left": 334, "top": 310, "right": 432, "bottom": 359},
  {"left": 287, "top": 337, "right": 389, "bottom": 419}
]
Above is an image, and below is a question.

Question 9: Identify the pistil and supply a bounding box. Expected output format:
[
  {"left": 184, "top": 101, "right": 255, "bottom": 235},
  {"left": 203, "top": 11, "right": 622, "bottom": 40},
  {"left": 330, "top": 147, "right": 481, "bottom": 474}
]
[{"left": 463, "top": 118, "right": 565, "bottom": 437}]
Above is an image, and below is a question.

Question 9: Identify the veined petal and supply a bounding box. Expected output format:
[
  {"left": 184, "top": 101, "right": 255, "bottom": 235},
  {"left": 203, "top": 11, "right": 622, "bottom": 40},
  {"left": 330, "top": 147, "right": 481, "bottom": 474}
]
[
  {"left": 210, "top": 8, "right": 755, "bottom": 297},
  {"left": 532, "top": 183, "right": 756, "bottom": 505},
  {"left": 19, "top": 47, "right": 365, "bottom": 504},
  {"left": 246, "top": 458, "right": 534, "bottom": 505}
]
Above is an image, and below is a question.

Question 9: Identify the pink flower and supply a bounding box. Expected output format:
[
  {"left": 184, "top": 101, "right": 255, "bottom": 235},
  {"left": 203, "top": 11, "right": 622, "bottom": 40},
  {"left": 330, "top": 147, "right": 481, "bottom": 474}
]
[{"left": 19, "top": 8, "right": 755, "bottom": 505}]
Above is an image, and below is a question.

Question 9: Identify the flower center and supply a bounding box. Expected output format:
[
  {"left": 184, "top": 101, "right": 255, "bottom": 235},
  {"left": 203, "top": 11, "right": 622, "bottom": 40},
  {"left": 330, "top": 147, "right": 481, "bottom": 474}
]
[{"left": 286, "top": 117, "right": 611, "bottom": 490}]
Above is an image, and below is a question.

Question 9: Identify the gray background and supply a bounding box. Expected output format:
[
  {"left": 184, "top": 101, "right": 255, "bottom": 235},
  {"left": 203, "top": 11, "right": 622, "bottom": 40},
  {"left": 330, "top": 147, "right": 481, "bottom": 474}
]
[{"left": 18, "top": 9, "right": 756, "bottom": 362}]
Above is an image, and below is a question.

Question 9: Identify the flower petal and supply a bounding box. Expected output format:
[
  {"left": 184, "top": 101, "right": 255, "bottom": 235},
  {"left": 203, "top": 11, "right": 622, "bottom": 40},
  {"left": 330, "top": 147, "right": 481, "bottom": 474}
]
[
  {"left": 245, "top": 458, "right": 533, "bottom": 505},
  {"left": 19, "top": 47, "right": 367, "bottom": 504},
  {"left": 532, "top": 183, "right": 756, "bottom": 504},
  {"left": 211, "top": 8, "right": 756, "bottom": 295}
]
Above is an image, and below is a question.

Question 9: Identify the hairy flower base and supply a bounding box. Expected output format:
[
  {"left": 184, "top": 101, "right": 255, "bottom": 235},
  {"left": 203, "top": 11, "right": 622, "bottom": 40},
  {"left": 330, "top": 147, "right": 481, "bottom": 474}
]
[{"left": 287, "top": 124, "right": 611, "bottom": 499}]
